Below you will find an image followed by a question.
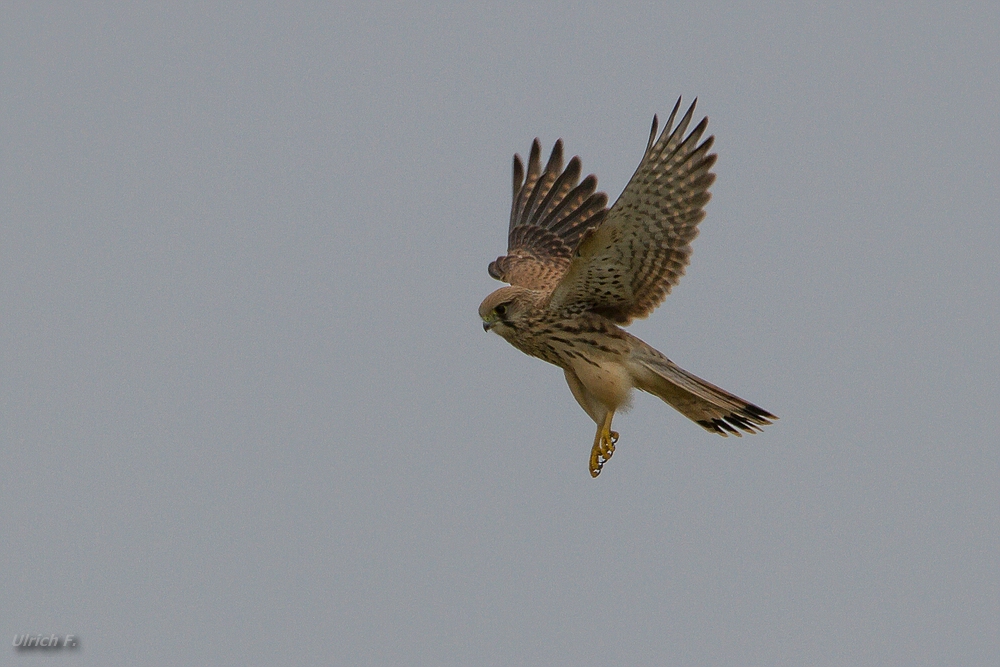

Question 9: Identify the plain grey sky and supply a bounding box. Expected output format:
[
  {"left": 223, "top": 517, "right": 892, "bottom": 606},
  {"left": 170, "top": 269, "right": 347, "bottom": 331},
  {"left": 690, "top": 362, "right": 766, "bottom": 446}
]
[{"left": 3, "top": 2, "right": 999, "bottom": 665}]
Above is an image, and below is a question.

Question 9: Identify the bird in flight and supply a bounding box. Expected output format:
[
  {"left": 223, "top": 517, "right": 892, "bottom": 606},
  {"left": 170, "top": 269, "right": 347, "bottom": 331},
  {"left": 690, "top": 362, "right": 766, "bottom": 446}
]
[{"left": 479, "top": 98, "right": 777, "bottom": 477}]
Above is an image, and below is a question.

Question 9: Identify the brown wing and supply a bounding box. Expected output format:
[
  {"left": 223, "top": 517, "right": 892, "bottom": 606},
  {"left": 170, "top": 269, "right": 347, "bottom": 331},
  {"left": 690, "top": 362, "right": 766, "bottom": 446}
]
[
  {"left": 488, "top": 139, "right": 608, "bottom": 291},
  {"left": 548, "top": 98, "right": 716, "bottom": 324}
]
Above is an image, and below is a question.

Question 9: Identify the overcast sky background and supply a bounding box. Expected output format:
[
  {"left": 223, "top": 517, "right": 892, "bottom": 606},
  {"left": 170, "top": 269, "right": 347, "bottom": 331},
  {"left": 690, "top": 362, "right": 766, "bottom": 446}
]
[{"left": 3, "top": 2, "right": 999, "bottom": 665}]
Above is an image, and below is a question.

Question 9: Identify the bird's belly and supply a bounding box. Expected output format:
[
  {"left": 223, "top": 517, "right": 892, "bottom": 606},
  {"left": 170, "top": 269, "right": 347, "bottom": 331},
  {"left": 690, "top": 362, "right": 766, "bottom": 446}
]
[{"left": 569, "top": 356, "right": 634, "bottom": 411}]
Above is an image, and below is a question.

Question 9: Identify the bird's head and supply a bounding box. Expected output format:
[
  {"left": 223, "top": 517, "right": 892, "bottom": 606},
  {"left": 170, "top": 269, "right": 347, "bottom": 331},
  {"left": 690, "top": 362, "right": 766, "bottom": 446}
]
[{"left": 479, "top": 286, "right": 534, "bottom": 338}]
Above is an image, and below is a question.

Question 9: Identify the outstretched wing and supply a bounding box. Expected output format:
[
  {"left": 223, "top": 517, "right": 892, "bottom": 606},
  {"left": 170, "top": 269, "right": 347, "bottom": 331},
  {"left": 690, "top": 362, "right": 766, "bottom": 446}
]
[
  {"left": 488, "top": 139, "right": 608, "bottom": 292},
  {"left": 548, "top": 98, "right": 716, "bottom": 324}
]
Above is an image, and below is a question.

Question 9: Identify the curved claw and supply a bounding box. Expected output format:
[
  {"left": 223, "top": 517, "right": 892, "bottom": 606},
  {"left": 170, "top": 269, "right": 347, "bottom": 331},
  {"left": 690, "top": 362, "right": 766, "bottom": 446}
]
[{"left": 589, "top": 450, "right": 604, "bottom": 478}]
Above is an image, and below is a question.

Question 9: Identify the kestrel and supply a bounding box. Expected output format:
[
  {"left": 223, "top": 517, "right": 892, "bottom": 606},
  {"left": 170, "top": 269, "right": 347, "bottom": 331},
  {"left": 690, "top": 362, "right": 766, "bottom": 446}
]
[{"left": 479, "top": 98, "right": 777, "bottom": 477}]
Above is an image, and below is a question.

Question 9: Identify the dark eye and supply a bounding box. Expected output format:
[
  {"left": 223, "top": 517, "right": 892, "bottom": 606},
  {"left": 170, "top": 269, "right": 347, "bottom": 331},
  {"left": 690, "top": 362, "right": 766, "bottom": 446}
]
[{"left": 495, "top": 304, "right": 507, "bottom": 317}]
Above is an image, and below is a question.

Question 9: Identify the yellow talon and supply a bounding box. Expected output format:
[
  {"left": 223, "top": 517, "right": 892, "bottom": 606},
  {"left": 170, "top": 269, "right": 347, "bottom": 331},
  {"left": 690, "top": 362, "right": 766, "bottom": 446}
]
[{"left": 588, "top": 413, "right": 618, "bottom": 478}]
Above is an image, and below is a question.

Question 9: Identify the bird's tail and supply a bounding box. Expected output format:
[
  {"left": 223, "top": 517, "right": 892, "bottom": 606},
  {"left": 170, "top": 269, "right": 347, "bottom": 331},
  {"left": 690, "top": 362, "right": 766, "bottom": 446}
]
[{"left": 629, "top": 345, "right": 777, "bottom": 436}]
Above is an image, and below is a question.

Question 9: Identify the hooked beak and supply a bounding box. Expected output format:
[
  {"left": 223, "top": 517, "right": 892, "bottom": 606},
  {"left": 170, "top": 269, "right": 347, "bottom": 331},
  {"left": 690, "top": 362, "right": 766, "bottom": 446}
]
[{"left": 482, "top": 320, "right": 492, "bottom": 332}]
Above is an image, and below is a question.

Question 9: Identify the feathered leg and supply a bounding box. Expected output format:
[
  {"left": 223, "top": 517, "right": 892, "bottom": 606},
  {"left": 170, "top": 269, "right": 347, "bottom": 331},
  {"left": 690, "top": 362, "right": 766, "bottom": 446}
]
[{"left": 564, "top": 368, "right": 620, "bottom": 477}]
